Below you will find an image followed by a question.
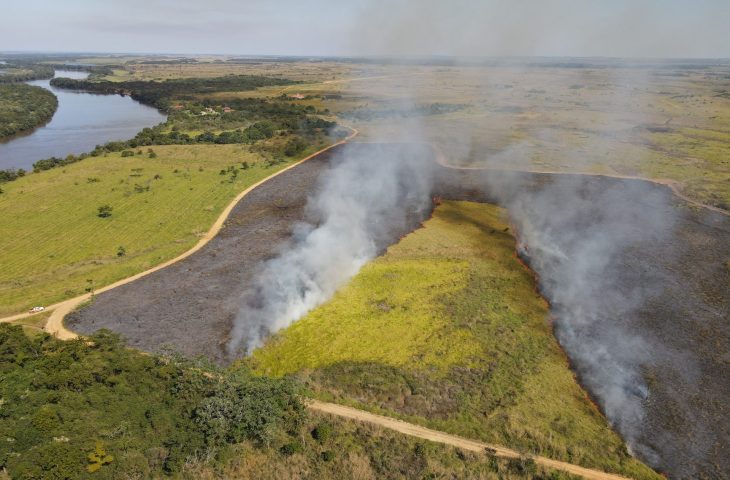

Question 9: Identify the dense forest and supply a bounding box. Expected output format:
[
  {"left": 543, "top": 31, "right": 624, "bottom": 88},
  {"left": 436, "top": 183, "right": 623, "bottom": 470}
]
[
  {"left": 0, "top": 84, "right": 58, "bottom": 139},
  {"left": 0, "top": 64, "right": 54, "bottom": 84},
  {"left": 0, "top": 325, "right": 305, "bottom": 479},
  {"left": 50, "top": 75, "right": 299, "bottom": 110}
]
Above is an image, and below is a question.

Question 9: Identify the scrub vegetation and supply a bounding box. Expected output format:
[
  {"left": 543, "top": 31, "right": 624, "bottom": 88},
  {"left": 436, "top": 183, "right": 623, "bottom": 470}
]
[
  {"left": 0, "top": 84, "right": 58, "bottom": 139},
  {"left": 250, "top": 201, "right": 661, "bottom": 480},
  {"left": 0, "top": 324, "right": 577, "bottom": 480},
  {"left": 0, "top": 64, "right": 54, "bottom": 83},
  {"left": 0, "top": 324, "right": 304, "bottom": 479}
]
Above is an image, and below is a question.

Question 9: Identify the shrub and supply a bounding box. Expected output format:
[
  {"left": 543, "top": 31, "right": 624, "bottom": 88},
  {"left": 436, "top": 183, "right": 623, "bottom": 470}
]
[
  {"left": 97, "top": 204, "right": 113, "bottom": 218},
  {"left": 284, "top": 136, "right": 307, "bottom": 157},
  {"left": 87, "top": 442, "right": 114, "bottom": 473},
  {"left": 280, "top": 441, "right": 303, "bottom": 456},
  {"left": 311, "top": 423, "right": 332, "bottom": 443},
  {"left": 121, "top": 150, "right": 134, "bottom": 157}
]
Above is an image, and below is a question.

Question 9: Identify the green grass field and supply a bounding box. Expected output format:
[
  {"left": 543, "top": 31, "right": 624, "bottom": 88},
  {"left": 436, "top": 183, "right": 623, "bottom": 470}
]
[
  {"left": 0, "top": 141, "right": 327, "bottom": 316},
  {"left": 250, "top": 201, "right": 661, "bottom": 480}
]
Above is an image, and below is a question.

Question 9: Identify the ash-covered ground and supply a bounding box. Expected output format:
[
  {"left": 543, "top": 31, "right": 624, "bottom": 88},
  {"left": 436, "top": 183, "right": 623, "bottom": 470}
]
[
  {"left": 439, "top": 167, "right": 729, "bottom": 480},
  {"left": 68, "top": 143, "right": 728, "bottom": 479},
  {"left": 67, "top": 143, "right": 434, "bottom": 364}
]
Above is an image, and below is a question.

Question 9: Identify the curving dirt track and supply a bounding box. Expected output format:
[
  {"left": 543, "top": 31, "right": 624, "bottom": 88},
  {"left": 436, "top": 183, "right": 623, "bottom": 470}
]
[
  {"left": 309, "top": 400, "right": 631, "bottom": 480},
  {"left": 62, "top": 142, "right": 728, "bottom": 479},
  {"left": 66, "top": 142, "right": 432, "bottom": 364}
]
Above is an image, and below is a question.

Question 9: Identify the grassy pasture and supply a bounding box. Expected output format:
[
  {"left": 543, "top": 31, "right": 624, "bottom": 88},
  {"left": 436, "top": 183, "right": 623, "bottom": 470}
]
[
  {"left": 0, "top": 142, "right": 327, "bottom": 316},
  {"left": 251, "top": 201, "right": 661, "bottom": 480},
  {"left": 338, "top": 65, "right": 730, "bottom": 209}
]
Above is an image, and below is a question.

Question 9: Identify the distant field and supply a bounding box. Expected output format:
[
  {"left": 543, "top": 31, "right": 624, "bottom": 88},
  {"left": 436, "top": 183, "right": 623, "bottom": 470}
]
[
  {"left": 156, "top": 60, "right": 729, "bottom": 209},
  {"left": 0, "top": 142, "right": 327, "bottom": 316},
  {"left": 251, "top": 200, "right": 660, "bottom": 480},
  {"left": 101, "top": 60, "right": 354, "bottom": 83},
  {"left": 336, "top": 65, "right": 730, "bottom": 210}
]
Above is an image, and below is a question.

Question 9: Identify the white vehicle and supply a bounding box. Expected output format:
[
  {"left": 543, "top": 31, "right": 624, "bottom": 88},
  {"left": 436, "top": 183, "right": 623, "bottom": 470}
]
[{"left": 29, "top": 306, "right": 45, "bottom": 313}]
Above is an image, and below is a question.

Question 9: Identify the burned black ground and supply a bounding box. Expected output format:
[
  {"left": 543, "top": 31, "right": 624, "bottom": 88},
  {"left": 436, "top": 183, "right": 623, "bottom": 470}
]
[{"left": 68, "top": 143, "right": 729, "bottom": 479}]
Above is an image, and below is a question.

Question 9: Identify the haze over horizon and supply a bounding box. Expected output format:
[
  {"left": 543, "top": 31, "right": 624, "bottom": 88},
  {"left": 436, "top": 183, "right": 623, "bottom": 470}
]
[{"left": 2, "top": 0, "right": 729, "bottom": 59}]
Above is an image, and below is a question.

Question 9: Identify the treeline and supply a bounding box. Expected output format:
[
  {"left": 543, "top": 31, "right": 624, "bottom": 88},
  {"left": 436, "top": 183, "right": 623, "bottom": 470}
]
[
  {"left": 0, "top": 79, "right": 338, "bottom": 182},
  {"left": 46, "top": 63, "right": 117, "bottom": 80},
  {"left": 0, "top": 64, "right": 54, "bottom": 83},
  {"left": 29, "top": 118, "right": 336, "bottom": 173},
  {"left": 0, "top": 84, "right": 58, "bottom": 139},
  {"left": 0, "top": 325, "right": 305, "bottom": 479},
  {"left": 26, "top": 99, "right": 337, "bottom": 174},
  {"left": 50, "top": 75, "right": 299, "bottom": 110},
  {"left": 170, "top": 97, "right": 328, "bottom": 131},
  {"left": 342, "top": 102, "right": 467, "bottom": 120}
]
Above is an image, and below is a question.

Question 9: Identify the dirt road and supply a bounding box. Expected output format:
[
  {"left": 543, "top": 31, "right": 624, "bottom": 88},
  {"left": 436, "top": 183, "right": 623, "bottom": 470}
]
[
  {"left": 0, "top": 129, "right": 358, "bottom": 337},
  {"left": 308, "top": 400, "right": 632, "bottom": 480},
  {"left": 431, "top": 144, "right": 729, "bottom": 217}
]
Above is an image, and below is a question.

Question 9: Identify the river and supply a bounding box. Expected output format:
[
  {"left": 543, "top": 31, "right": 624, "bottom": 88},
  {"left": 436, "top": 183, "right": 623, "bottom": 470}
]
[{"left": 0, "top": 70, "right": 167, "bottom": 171}]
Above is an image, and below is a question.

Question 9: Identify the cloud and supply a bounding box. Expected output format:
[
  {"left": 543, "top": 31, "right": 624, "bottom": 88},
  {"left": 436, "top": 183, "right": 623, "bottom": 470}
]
[{"left": 1, "top": 0, "right": 728, "bottom": 57}]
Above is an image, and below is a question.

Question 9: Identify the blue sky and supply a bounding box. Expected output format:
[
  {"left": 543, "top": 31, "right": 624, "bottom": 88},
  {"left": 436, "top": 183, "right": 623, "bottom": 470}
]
[{"left": 1, "top": 0, "right": 728, "bottom": 58}]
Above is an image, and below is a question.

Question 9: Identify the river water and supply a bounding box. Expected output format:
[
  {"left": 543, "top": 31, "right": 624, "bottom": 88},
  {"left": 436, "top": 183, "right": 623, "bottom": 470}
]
[{"left": 0, "top": 70, "right": 166, "bottom": 171}]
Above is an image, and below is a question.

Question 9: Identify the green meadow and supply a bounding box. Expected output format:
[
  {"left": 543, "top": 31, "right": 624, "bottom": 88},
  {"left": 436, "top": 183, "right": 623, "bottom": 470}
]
[
  {"left": 0, "top": 142, "right": 325, "bottom": 316},
  {"left": 251, "top": 200, "right": 661, "bottom": 480}
]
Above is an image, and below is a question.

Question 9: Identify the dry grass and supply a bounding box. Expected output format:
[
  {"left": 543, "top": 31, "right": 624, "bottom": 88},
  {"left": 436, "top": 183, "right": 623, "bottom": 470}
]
[{"left": 251, "top": 201, "right": 661, "bottom": 480}]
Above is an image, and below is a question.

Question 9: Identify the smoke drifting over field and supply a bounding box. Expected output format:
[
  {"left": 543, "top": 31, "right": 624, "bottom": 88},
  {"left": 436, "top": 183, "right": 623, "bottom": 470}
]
[
  {"left": 487, "top": 171, "right": 676, "bottom": 461},
  {"left": 229, "top": 143, "right": 435, "bottom": 354},
  {"left": 226, "top": 4, "right": 729, "bottom": 477}
]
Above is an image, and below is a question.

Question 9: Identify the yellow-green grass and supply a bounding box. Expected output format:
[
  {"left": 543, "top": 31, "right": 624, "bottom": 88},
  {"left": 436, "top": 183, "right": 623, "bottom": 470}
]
[
  {"left": 250, "top": 201, "right": 660, "bottom": 479},
  {"left": 0, "top": 142, "right": 326, "bottom": 316}
]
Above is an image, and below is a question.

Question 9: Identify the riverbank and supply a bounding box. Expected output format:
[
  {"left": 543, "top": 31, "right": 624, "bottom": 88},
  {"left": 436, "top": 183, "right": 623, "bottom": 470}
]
[
  {"left": 0, "top": 83, "right": 58, "bottom": 140},
  {"left": 0, "top": 70, "right": 166, "bottom": 171},
  {"left": 0, "top": 141, "right": 334, "bottom": 317}
]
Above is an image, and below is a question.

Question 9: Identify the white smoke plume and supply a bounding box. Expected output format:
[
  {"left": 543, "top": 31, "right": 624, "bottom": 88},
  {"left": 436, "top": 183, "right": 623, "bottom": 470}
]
[
  {"left": 485, "top": 170, "right": 677, "bottom": 463},
  {"left": 228, "top": 142, "right": 435, "bottom": 354},
  {"left": 224, "top": 3, "right": 727, "bottom": 476}
]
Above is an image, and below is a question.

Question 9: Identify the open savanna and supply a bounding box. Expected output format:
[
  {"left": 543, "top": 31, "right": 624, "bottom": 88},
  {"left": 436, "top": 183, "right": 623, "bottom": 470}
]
[
  {"left": 0, "top": 143, "right": 319, "bottom": 316},
  {"left": 100, "top": 59, "right": 355, "bottom": 83},
  {"left": 333, "top": 63, "right": 730, "bottom": 210},
  {"left": 250, "top": 201, "right": 660, "bottom": 480}
]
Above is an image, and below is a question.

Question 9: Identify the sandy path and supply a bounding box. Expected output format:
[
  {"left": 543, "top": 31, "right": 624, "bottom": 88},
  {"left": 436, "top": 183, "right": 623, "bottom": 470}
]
[
  {"left": 309, "top": 400, "right": 632, "bottom": 480},
  {"left": 0, "top": 128, "right": 358, "bottom": 337}
]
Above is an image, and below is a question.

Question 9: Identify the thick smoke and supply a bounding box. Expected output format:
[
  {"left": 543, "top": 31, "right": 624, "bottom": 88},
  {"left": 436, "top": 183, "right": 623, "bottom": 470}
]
[
  {"left": 225, "top": 4, "right": 727, "bottom": 477},
  {"left": 485, "top": 170, "right": 678, "bottom": 463},
  {"left": 229, "top": 143, "right": 435, "bottom": 354}
]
